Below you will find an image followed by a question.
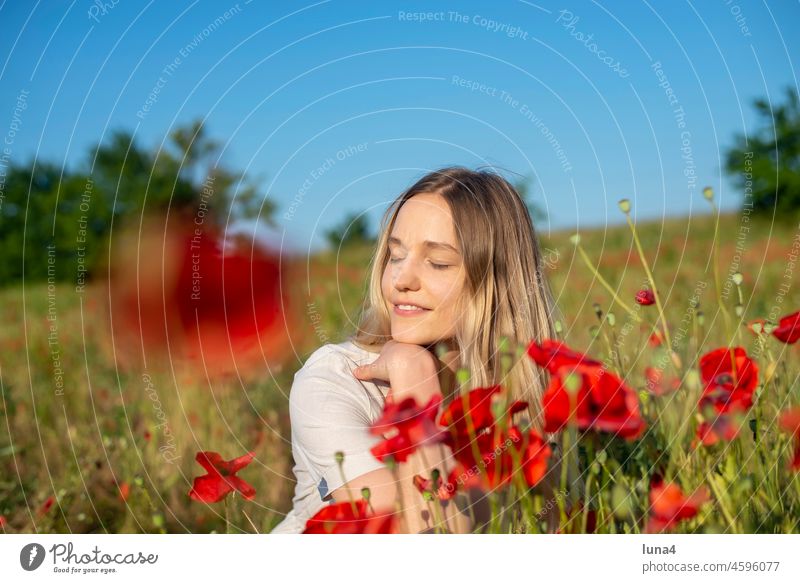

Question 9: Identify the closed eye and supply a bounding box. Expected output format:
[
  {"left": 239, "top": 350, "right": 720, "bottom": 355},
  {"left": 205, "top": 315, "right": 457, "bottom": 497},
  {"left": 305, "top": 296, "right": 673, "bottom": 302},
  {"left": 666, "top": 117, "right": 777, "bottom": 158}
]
[{"left": 429, "top": 262, "right": 450, "bottom": 270}]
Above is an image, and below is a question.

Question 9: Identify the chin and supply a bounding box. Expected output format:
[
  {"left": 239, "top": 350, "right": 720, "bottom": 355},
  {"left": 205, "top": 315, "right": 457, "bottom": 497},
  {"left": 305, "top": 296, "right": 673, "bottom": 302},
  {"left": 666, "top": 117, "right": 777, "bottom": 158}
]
[{"left": 390, "top": 327, "right": 436, "bottom": 346}]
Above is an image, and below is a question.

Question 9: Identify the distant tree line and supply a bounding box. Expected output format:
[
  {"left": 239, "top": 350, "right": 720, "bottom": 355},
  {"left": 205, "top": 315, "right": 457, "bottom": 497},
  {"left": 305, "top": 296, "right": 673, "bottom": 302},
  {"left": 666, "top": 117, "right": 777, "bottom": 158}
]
[
  {"left": 725, "top": 86, "right": 800, "bottom": 215},
  {"left": 3, "top": 86, "right": 794, "bottom": 287},
  {"left": 0, "top": 119, "right": 274, "bottom": 284}
]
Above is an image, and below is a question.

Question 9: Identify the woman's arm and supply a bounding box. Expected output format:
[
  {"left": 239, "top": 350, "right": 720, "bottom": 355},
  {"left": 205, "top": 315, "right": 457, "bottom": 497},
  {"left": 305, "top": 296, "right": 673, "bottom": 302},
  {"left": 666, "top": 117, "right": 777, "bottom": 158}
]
[{"left": 331, "top": 343, "right": 472, "bottom": 533}]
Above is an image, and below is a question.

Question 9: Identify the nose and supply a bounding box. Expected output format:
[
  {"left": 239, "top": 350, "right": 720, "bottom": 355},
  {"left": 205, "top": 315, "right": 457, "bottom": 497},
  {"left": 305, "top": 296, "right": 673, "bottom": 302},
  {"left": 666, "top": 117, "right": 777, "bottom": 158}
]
[{"left": 392, "top": 257, "right": 421, "bottom": 292}]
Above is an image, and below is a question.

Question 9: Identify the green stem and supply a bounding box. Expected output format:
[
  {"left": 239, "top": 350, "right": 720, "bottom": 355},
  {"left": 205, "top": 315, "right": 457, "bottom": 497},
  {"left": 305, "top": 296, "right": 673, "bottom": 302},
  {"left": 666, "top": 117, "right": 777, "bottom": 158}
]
[
  {"left": 574, "top": 243, "right": 642, "bottom": 323},
  {"left": 705, "top": 470, "right": 740, "bottom": 534},
  {"left": 623, "top": 213, "right": 679, "bottom": 374},
  {"left": 709, "top": 199, "right": 734, "bottom": 341},
  {"left": 336, "top": 455, "right": 359, "bottom": 515},
  {"left": 225, "top": 493, "right": 234, "bottom": 534}
]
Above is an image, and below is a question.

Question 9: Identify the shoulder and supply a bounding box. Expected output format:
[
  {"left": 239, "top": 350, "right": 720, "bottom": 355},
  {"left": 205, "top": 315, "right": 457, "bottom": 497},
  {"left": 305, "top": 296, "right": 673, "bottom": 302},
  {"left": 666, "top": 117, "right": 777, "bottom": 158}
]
[
  {"left": 295, "top": 340, "right": 367, "bottom": 380},
  {"left": 289, "top": 341, "right": 373, "bottom": 403}
]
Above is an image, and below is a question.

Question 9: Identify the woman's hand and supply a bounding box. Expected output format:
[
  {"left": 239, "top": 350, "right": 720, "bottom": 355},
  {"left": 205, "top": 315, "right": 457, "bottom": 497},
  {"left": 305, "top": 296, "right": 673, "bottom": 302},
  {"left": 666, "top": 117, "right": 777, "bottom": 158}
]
[{"left": 353, "top": 340, "right": 441, "bottom": 404}]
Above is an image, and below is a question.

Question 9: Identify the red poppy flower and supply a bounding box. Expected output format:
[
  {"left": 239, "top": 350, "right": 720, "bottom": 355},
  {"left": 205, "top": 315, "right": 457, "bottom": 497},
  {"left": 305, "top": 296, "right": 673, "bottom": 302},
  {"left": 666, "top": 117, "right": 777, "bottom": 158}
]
[
  {"left": 698, "top": 347, "right": 759, "bottom": 414},
  {"left": 646, "top": 481, "right": 709, "bottom": 533},
  {"left": 303, "top": 499, "right": 396, "bottom": 534},
  {"left": 438, "top": 385, "right": 527, "bottom": 446},
  {"left": 188, "top": 451, "right": 256, "bottom": 503},
  {"left": 369, "top": 394, "right": 445, "bottom": 463},
  {"left": 38, "top": 496, "right": 55, "bottom": 516},
  {"left": 527, "top": 339, "right": 602, "bottom": 374},
  {"left": 108, "top": 218, "right": 297, "bottom": 378},
  {"left": 772, "top": 310, "right": 800, "bottom": 344},
  {"left": 542, "top": 364, "right": 645, "bottom": 440},
  {"left": 778, "top": 407, "right": 800, "bottom": 471},
  {"left": 648, "top": 330, "right": 664, "bottom": 347},
  {"left": 692, "top": 413, "right": 744, "bottom": 448},
  {"left": 0, "top": 515, "right": 7, "bottom": 529},
  {"left": 746, "top": 319, "right": 766, "bottom": 336},
  {"left": 413, "top": 473, "right": 456, "bottom": 501},
  {"left": 635, "top": 289, "right": 656, "bottom": 306},
  {"left": 118, "top": 482, "right": 131, "bottom": 502},
  {"left": 447, "top": 426, "right": 551, "bottom": 492},
  {"left": 644, "top": 367, "right": 680, "bottom": 396}
]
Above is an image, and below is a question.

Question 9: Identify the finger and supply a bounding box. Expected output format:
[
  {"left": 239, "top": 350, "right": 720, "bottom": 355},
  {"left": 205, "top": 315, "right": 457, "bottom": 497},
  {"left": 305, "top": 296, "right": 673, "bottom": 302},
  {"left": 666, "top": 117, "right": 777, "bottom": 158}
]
[{"left": 353, "top": 361, "right": 389, "bottom": 382}]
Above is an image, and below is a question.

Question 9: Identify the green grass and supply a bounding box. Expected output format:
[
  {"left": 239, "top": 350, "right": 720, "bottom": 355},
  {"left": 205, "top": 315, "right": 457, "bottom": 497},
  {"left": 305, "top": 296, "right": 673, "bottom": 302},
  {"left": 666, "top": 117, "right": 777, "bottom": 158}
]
[{"left": 1, "top": 208, "right": 798, "bottom": 533}]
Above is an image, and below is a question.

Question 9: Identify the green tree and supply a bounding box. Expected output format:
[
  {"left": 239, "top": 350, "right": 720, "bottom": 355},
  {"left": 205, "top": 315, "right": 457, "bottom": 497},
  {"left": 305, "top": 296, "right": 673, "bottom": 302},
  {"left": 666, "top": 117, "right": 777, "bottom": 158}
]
[
  {"left": 165, "top": 119, "right": 277, "bottom": 226},
  {"left": 514, "top": 174, "right": 547, "bottom": 225},
  {"left": 324, "top": 212, "right": 374, "bottom": 250},
  {"left": 726, "top": 87, "right": 800, "bottom": 214},
  {"left": 0, "top": 118, "right": 278, "bottom": 286}
]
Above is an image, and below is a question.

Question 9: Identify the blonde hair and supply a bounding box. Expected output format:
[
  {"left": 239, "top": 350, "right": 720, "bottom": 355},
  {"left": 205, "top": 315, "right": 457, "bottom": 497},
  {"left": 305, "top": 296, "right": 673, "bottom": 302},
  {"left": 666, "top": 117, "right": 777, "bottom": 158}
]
[{"left": 352, "top": 166, "right": 561, "bottom": 433}]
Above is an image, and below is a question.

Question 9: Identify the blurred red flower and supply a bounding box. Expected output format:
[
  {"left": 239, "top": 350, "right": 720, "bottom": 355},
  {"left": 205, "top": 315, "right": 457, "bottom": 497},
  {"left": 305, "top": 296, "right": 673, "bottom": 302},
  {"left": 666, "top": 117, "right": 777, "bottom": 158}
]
[
  {"left": 188, "top": 451, "right": 256, "bottom": 503},
  {"left": 778, "top": 407, "right": 800, "bottom": 471},
  {"left": 644, "top": 366, "right": 680, "bottom": 396},
  {"left": 635, "top": 289, "right": 656, "bottom": 306},
  {"left": 646, "top": 481, "right": 709, "bottom": 533},
  {"left": 108, "top": 217, "right": 297, "bottom": 377},
  {"left": 527, "top": 339, "right": 602, "bottom": 374},
  {"left": 38, "top": 496, "right": 55, "bottom": 516},
  {"left": 447, "top": 425, "right": 551, "bottom": 492},
  {"left": 543, "top": 364, "right": 645, "bottom": 440},
  {"left": 698, "top": 347, "right": 759, "bottom": 414},
  {"left": 369, "top": 394, "right": 445, "bottom": 463},
  {"left": 118, "top": 482, "right": 131, "bottom": 502},
  {"left": 692, "top": 412, "right": 744, "bottom": 448},
  {"left": 772, "top": 310, "right": 800, "bottom": 344},
  {"left": 413, "top": 473, "right": 455, "bottom": 501},
  {"left": 438, "top": 385, "right": 527, "bottom": 446},
  {"left": 746, "top": 318, "right": 766, "bottom": 336},
  {"left": 303, "top": 499, "right": 396, "bottom": 534}
]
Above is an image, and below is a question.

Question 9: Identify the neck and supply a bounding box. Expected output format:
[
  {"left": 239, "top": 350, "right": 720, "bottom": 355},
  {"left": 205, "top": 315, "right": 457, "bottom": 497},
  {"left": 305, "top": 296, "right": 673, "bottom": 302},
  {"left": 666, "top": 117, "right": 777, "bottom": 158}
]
[{"left": 424, "top": 338, "right": 460, "bottom": 375}]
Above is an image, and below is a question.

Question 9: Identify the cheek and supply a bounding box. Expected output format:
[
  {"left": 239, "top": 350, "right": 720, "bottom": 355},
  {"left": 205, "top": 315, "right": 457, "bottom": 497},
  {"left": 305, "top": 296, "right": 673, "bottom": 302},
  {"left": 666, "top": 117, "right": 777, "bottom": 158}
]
[
  {"left": 380, "top": 267, "right": 394, "bottom": 307},
  {"left": 429, "top": 274, "right": 464, "bottom": 313}
]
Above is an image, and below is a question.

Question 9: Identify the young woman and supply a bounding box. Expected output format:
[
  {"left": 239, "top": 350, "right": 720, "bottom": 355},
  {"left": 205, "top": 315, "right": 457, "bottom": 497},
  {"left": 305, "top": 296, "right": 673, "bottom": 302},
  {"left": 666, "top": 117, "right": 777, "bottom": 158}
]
[{"left": 272, "top": 166, "right": 560, "bottom": 534}]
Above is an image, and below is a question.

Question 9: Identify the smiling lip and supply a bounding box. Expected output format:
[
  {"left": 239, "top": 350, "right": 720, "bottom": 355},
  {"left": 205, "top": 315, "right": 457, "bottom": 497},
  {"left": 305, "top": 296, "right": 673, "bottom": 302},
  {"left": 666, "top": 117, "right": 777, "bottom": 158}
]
[{"left": 392, "top": 303, "right": 431, "bottom": 317}]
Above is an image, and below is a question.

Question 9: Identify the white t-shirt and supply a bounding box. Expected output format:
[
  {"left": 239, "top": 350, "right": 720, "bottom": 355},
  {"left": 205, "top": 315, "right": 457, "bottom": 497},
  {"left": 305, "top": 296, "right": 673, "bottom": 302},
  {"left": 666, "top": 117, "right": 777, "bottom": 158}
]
[{"left": 271, "top": 339, "right": 389, "bottom": 533}]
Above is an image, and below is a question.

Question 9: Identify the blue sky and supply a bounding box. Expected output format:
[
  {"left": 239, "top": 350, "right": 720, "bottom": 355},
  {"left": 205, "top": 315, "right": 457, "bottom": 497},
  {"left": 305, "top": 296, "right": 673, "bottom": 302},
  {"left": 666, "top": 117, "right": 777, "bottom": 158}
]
[{"left": 1, "top": 0, "right": 798, "bottom": 252}]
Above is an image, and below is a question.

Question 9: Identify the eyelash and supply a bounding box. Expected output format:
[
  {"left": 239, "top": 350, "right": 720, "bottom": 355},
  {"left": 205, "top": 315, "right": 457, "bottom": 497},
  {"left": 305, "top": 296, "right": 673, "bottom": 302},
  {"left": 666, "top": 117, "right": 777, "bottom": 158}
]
[{"left": 388, "top": 257, "right": 450, "bottom": 270}]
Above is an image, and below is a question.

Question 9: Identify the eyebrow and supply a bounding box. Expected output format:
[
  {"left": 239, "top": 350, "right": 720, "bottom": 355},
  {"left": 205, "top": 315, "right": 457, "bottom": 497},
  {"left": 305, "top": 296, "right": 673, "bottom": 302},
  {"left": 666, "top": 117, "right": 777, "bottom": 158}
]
[{"left": 388, "top": 236, "right": 460, "bottom": 255}]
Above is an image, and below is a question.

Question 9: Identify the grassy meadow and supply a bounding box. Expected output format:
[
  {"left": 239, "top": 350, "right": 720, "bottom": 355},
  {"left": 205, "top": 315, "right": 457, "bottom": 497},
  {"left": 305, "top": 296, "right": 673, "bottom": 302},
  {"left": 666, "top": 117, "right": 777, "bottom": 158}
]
[{"left": 1, "top": 207, "right": 799, "bottom": 533}]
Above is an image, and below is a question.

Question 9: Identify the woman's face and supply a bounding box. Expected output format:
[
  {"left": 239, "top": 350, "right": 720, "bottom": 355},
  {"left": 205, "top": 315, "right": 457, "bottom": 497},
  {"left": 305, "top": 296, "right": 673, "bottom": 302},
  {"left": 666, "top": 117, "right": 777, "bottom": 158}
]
[{"left": 381, "top": 192, "right": 466, "bottom": 346}]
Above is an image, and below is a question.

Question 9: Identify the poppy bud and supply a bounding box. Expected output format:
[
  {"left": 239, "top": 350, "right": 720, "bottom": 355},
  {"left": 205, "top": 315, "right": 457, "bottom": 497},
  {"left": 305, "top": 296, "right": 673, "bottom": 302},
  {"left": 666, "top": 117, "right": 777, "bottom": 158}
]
[
  {"left": 564, "top": 372, "right": 582, "bottom": 394},
  {"left": 617, "top": 198, "right": 631, "bottom": 214}
]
